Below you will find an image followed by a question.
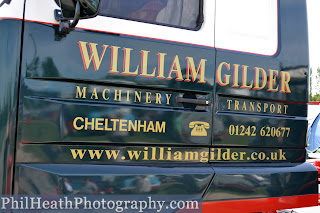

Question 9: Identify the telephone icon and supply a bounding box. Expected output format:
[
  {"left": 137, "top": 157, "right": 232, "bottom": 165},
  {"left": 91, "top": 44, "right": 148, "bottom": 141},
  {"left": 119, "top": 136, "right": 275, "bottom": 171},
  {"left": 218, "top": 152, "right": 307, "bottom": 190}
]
[{"left": 189, "top": 121, "right": 210, "bottom": 136}]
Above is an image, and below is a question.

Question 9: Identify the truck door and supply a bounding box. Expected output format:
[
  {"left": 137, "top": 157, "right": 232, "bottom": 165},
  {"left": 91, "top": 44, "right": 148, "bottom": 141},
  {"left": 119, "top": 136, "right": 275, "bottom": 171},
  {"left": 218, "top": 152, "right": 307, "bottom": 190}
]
[{"left": 14, "top": 0, "right": 215, "bottom": 197}]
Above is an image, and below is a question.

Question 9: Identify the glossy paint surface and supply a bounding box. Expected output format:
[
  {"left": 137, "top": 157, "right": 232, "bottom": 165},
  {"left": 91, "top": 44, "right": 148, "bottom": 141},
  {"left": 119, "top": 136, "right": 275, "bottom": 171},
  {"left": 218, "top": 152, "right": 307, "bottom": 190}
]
[
  {"left": 7, "top": 0, "right": 318, "bottom": 209},
  {"left": 17, "top": 21, "right": 214, "bottom": 147},
  {"left": 212, "top": 0, "right": 309, "bottom": 148},
  {"left": 203, "top": 163, "right": 318, "bottom": 201},
  {"left": 16, "top": 0, "right": 310, "bottom": 153},
  {"left": 15, "top": 144, "right": 306, "bottom": 164},
  {"left": 15, "top": 164, "right": 213, "bottom": 195},
  {"left": 0, "top": 19, "right": 23, "bottom": 194}
]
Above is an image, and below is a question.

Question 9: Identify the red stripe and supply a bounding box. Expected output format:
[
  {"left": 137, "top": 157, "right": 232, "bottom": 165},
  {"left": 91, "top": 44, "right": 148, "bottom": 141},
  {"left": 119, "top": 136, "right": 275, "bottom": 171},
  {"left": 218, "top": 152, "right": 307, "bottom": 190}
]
[
  {"left": 10, "top": 16, "right": 278, "bottom": 57},
  {"left": 202, "top": 194, "right": 318, "bottom": 213},
  {"left": 309, "top": 101, "right": 320, "bottom": 105},
  {"left": 0, "top": 17, "right": 22, "bottom": 20},
  {"left": 21, "top": 141, "right": 34, "bottom": 144}
]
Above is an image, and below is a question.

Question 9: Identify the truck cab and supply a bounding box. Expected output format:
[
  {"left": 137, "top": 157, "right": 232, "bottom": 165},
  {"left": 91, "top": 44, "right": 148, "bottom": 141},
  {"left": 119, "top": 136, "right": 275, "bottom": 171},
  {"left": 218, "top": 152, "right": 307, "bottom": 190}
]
[{"left": 0, "top": 0, "right": 318, "bottom": 212}]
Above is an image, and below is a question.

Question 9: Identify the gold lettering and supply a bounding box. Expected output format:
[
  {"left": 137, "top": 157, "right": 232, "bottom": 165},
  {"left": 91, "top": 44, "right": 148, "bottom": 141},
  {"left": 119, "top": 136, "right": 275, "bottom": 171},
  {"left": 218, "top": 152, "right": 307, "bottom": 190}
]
[
  {"left": 119, "top": 119, "right": 127, "bottom": 131},
  {"left": 280, "top": 71, "right": 291, "bottom": 93},
  {"left": 90, "top": 88, "right": 98, "bottom": 100},
  {"left": 270, "top": 104, "right": 275, "bottom": 113},
  {"left": 222, "top": 149, "right": 230, "bottom": 160},
  {"left": 134, "top": 91, "right": 141, "bottom": 103},
  {"left": 217, "top": 149, "right": 221, "bottom": 160},
  {"left": 78, "top": 41, "right": 108, "bottom": 71},
  {"left": 284, "top": 105, "right": 288, "bottom": 114},
  {"left": 126, "top": 91, "right": 130, "bottom": 102},
  {"left": 264, "top": 103, "right": 268, "bottom": 112},
  {"left": 200, "top": 152, "right": 209, "bottom": 162},
  {"left": 271, "top": 152, "right": 277, "bottom": 160},
  {"left": 185, "top": 57, "right": 207, "bottom": 83},
  {"left": 122, "top": 48, "right": 139, "bottom": 75},
  {"left": 128, "top": 120, "right": 137, "bottom": 132},
  {"left": 155, "top": 93, "right": 162, "bottom": 104},
  {"left": 249, "top": 102, "right": 255, "bottom": 111},
  {"left": 73, "top": 117, "right": 166, "bottom": 133},
  {"left": 216, "top": 62, "right": 231, "bottom": 86},
  {"left": 173, "top": 151, "right": 183, "bottom": 160},
  {"left": 232, "top": 64, "right": 240, "bottom": 87},
  {"left": 95, "top": 118, "right": 104, "bottom": 130},
  {"left": 185, "top": 151, "right": 198, "bottom": 161},
  {"left": 240, "top": 65, "right": 253, "bottom": 89},
  {"left": 76, "top": 86, "right": 87, "bottom": 99},
  {"left": 88, "top": 150, "right": 104, "bottom": 159},
  {"left": 151, "top": 147, "right": 157, "bottom": 160},
  {"left": 242, "top": 102, "right": 247, "bottom": 111},
  {"left": 71, "top": 149, "right": 86, "bottom": 159},
  {"left": 231, "top": 152, "right": 238, "bottom": 160},
  {"left": 104, "top": 119, "right": 112, "bottom": 131},
  {"left": 138, "top": 120, "right": 147, "bottom": 132},
  {"left": 277, "top": 105, "right": 282, "bottom": 114},
  {"left": 227, "top": 100, "right": 232, "bottom": 110},
  {"left": 109, "top": 46, "right": 120, "bottom": 73},
  {"left": 210, "top": 148, "right": 215, "bottom": 160},
  {"left": 239, "top": 152, "right": 246, "bottom": 160},
  {"left": 139, "top": 50, "right": 156, "bottom": 77},
  {"left": 235, "top": 100, "right": 240, "bottom": 110},
  {"left": 146, "top": 92, "right": 152, "bottom": 104},
  {"left": 146, "top": 121, "right": 155, "bottom": 132},
  {"left": 114, "top": 90, "right": 122, "bottom": 101},
  {"left": 167, "top": 55, "right": 183, "bottom": 81},
  {"left": 156, "top": 121, "right": 166, "bottom": 133},
  {"left": 73, "top": 117, "right": 84, "bottom": 130},
  {"left": 102, "top": 89, "right": 110, "bottom": 100},
  {"left": 143, "top": 147, "right": 149, "bottom": 160},
  {"left": 165, "top": 94, "right": 172, "bottom": 105},
  {"left": 85, "top": 118, "right": 95, "bottom": 130},
  {"left": 253, "top": 67, "right": 267, "bottom": 90},
  {"left": 257, "top": 103, "right": 261, "bottom": 112},
  {"left": 159, "top": 147, "right": 165, "bottom": 160},
  {"left": 111, "top": 119, "right": 119, "bottom": 130},
  {"left": 156, "top": 53, "right": 167, "bottom": 79},
  {"left": 267, "top": 69, "right": 279, "bottom": 92}
]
